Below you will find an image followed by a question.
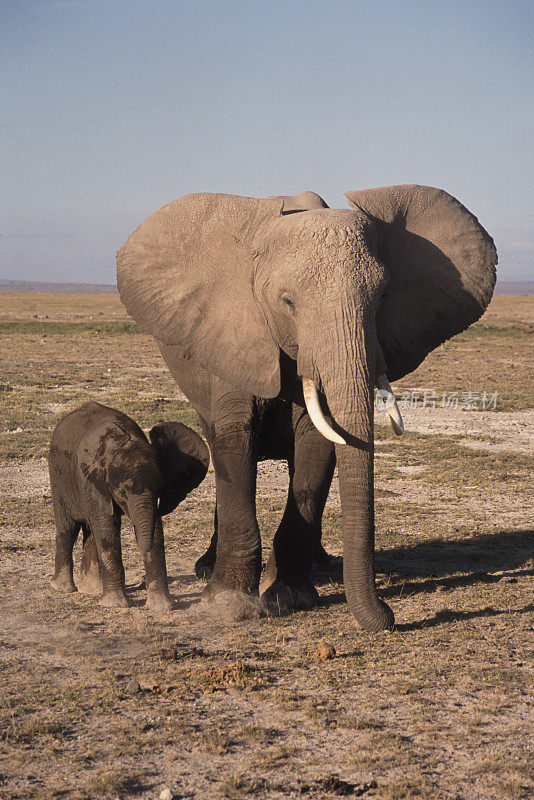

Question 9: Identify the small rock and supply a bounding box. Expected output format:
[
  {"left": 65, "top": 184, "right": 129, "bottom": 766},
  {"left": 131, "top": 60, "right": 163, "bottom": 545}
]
[
  {"left": 159, "top": 789, "right": 173, "bottom": 800},
  {"left": 314, "top": 642, "right": 336, "bottom": 661},
  {"left": 125, "top": 677, "right": 140, "bottom": 694}
]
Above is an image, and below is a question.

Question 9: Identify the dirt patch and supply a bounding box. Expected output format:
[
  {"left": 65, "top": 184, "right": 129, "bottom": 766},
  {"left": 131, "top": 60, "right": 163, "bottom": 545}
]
[
  {"left": 395, "top": 406, "right": 533, "bottom": 454},
  {"left": 0, "top": 459, "right": 51, "bottom": 498}
]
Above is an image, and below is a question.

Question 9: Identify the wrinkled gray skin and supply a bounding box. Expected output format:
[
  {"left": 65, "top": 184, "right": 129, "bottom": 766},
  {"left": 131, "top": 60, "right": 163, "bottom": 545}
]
[
  {"left": 49, "top": 402, "right": 209, "bottom": 610},
  {"left": 117, "top": 185, "right": 497, "bottom": 630}
]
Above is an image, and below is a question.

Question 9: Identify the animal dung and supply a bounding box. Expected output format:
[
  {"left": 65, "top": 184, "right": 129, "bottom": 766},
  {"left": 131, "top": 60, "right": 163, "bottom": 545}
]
[{"left": 313, "top": 641, "right": 336, "bottom": 660}]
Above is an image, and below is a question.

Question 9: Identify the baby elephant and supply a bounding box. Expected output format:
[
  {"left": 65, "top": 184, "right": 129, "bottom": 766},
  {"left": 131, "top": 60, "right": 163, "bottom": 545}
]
[{"left": 49, "top": 402, "right": 209, "bottom": 610}]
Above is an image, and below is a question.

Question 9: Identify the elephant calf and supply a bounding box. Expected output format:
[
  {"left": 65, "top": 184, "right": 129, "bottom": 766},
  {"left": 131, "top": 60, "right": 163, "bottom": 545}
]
[{"left": 49, "top": 402, "right": 209, "bottom": 610}]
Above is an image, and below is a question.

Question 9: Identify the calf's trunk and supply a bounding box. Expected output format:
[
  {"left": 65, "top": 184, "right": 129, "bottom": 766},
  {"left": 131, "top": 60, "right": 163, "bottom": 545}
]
[{"left": 129, "top": 493, "right": 157, "bottom": 555}]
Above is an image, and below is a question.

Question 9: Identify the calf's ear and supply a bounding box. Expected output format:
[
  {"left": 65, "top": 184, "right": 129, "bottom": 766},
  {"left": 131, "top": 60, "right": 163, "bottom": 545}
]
[{"left": 149, "top": 422, "right": 210, "bottom": 516}]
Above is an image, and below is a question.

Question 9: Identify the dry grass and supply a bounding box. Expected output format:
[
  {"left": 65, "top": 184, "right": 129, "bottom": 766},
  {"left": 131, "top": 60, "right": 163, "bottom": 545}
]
[
  {"left": 392, "top": 323, "right": 532, "bottom": 411},
  {"left": 0, "top": 292, "right": 532, "bottom": 800},
  {"left": 0, "top": 292, "right": 127, "bottom": 321}
]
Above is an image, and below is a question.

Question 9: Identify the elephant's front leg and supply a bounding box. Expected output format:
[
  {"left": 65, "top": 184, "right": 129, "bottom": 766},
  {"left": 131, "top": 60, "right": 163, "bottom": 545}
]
[
  {"left": 89, "top": 512, "right": 129, "bottom": 608},
  {"left": 261, "top": 410, "right": 335, "bottom": 615},
  {"left": 203, "top": 405, "right": 262, "bottom": 619},
  {"left": 144, "top": 517, "right": 173, "bottom": 612}
]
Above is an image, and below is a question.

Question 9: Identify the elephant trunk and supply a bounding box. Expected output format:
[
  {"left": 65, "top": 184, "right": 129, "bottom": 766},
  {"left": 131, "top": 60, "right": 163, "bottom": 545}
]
[
  {"left": 335, "top": 431, "right": 394, "bottom": 632},
  {"left": 129, "top": 492, "right": 157, "bottom": 556},
  {"left": 311, "top": 323, "right": 394, "bottom": 632}
]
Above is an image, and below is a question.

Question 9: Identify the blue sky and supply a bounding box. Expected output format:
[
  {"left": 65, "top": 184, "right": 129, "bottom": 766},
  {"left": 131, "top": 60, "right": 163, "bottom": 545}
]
[{"left": 2, "top": 0, "right": 533, "bottom": 283}]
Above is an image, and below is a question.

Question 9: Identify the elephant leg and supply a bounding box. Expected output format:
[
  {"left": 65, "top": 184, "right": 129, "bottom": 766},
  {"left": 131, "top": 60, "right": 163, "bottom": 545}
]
[
  {"left": 78, "top": 523, "right": 103, "bottom": 596},
  {"left": 194, "top": 506, "right": 218, "bottom": 580},
  {"left": 144, "top": 517, "right": 173, "bottom": 612},
  {"left": 89, "top": 513, "right": 129, "bottom": 608},
  {"left": 192, "top": 410, "right": 218, "bottom": 579},
  {"left": 203, "top": 418, "right": 262, "bottom": 620},
  {"left": 261, "top": 410, "right": 335, "bottom": 615},
  {"left": 50, "top": 506, "right": 80, "bottom": 593}
]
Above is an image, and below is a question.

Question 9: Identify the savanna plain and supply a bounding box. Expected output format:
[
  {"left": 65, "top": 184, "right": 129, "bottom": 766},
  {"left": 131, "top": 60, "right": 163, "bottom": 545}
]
[{"left": 0, "top": 292, "right": 532, "bottom": 800}]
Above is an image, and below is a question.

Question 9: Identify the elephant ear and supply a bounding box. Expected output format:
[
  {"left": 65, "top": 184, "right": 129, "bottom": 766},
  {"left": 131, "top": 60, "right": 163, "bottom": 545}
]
[
  {"left": 149, "top": 422, "right": 210, "bottom": 516},
  {"left": 344, "top": 185, "right": 497, "bottom": 380},
  {"left": 117, "top": 193, "right": 285, "bottom": 397}
]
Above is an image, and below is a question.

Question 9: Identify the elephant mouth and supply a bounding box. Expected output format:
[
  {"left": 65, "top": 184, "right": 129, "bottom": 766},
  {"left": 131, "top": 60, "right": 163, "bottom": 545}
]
[{"left": 302, "top": 375, "right": 404, "bottom": 443}]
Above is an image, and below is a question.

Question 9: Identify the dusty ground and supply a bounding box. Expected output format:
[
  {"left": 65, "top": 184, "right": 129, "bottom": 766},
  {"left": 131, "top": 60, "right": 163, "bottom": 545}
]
[{"left": 0, "top": 293, "right": 533, "bottom": 800}]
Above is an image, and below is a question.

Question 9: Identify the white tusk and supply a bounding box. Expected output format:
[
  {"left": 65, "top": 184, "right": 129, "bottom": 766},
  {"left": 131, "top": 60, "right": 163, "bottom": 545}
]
[
  {"left": 302, "top": 378, "right": 346, "bottom": 445},
  {"left": 376, "top": 374, "right": 404, "bottom": 436}
]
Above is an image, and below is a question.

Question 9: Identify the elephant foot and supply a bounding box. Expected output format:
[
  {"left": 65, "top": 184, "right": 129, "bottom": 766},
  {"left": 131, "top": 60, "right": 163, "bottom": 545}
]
[
  {"left": 146, "top": 588, "right": 174, "bottom": 612},
  {"left": 201, "top": 586, "right": 264, "bottom": 621},
  {"left": 99, "top": 589, "right": 130, "bottom": 609},
  {"left": 260, "top": 577, "right": 319, "bottom": 616},
  {"left": 195, "top": 552, "right": 215, "bottom": 581},
  {"left": 77, "top": 566, "right": 103, "bottom": 596},
  {"left": 50, "top": 567, "right": 77, "bottom": 593}
]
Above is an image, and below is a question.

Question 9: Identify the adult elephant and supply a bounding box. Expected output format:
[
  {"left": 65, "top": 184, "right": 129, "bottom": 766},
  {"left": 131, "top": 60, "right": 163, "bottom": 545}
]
[{"left": 117, "top": 186, "right": 496, "bottom": 631}]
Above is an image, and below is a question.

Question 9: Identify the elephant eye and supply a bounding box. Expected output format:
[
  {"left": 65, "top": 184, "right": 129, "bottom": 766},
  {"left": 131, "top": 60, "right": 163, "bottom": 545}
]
[{"left": 280, "top": 292, "right": 296, "bottom": 313}]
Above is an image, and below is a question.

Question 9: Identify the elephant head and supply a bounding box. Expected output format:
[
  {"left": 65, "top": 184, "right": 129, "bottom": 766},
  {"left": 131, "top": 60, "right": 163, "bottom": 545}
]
[
  {"left": 82, "top": 414, "right": 209, "bottom": 555},
  {"left": 117, "top": 186, "right": 496, "bottom": 630}
]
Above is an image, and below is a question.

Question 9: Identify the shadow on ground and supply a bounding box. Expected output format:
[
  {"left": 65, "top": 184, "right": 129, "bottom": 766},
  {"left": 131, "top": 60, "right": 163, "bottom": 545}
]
[
  {"left": 315, "top": 528, "right": 533, "bottom": 626},
  {"left": 395, "top": 602, "right": 534, "bottom": 631},
  {"left": 379, "top": 527, "right": 533, "bottom": 579},
  {"left": 316, "top": 528, "right": 533, "bottom": 586}
]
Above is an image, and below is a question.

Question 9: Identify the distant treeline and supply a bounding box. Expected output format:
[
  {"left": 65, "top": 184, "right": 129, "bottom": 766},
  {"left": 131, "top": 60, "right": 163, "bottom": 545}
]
[
  {"left": 493, "top": 282, "right": 534, "bottom": 295},
  {"left": 0, "top": 280, "right": 118, "bottom": 294}
]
